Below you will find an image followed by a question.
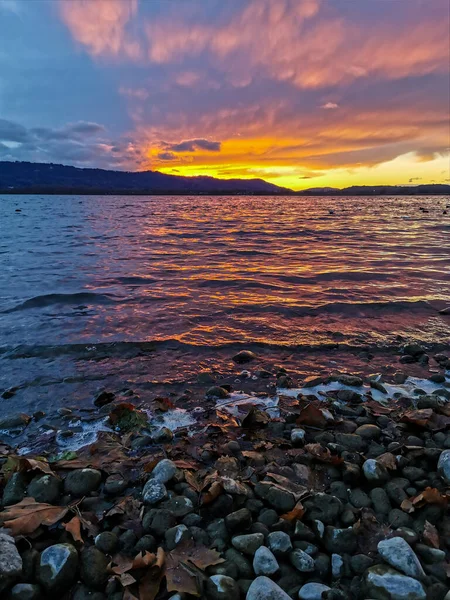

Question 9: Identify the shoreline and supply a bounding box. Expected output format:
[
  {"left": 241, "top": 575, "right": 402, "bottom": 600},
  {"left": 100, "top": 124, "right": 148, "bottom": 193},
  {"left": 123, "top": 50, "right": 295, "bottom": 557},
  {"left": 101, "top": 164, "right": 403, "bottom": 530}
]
[{"left": 1, "top": 347, "right": 449, "bottom": 599}]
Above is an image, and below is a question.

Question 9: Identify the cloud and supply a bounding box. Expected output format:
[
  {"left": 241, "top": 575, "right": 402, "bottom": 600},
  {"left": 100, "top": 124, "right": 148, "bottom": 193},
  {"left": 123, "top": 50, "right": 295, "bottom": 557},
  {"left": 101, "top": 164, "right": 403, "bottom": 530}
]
[
  {"left": 0, "top": 0, "right": 21, "bottom": 15},
  {"left": 409, "top": 177, "right": 422, "bottom": 182},
  {"left": 0, "top": 119, "right": 30, "bottom": 143},
  {"left": 157, "top": 151, "right": 177, "bottom": 160},
  {"left": 161, "top": 138, "right": 221, "bottom": 152},
  {"left": 321, "top": 102, "right": 339, "bottom": 110}
]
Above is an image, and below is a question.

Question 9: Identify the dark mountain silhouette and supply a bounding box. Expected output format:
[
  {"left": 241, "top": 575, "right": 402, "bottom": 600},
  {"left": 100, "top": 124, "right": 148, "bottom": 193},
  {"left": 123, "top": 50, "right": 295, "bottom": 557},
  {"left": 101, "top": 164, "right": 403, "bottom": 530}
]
[
  {"left": 0, "top": 161, "right": 449, "bottom": 196},
  {"left": 0, "top": 161, "right": 290, "bottom": 195}
]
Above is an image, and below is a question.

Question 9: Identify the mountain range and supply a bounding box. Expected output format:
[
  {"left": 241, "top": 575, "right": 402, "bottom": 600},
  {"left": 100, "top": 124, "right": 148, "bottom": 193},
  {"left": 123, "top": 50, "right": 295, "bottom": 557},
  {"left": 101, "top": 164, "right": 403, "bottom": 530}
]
[{"left": 0, "top": 161, "right": 449, "bottom": 196}]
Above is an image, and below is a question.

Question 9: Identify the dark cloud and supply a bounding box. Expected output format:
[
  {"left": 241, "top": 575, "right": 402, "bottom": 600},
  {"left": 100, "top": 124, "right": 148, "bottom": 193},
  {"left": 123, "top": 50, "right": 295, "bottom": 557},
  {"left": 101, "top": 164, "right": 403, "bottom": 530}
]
[
  {"left": 409, "top": 177, "right": 422, "bottom": 182},
  {"left": 157, "top": 151, "right": 177, "bottom": 160},
  {"left": 0, "top": 119, "right": 30, "bottom": 143},
  {"left": 161, "top": 138, "right": 221, "bottom": 152}
]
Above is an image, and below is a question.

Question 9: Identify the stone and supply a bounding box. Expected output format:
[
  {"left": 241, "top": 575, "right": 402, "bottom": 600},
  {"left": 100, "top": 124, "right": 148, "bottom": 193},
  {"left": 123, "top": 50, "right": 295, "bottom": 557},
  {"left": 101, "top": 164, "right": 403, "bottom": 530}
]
[
  {"left": 165, "top": 524, "right": 191, "bottom": 550},
  {"left": 93, "top": 390, "right": 115, "bottom": 407},
  {"left": 349, "top": 488, "right": 371, "bottom": 508},
  {"left": 27, "top": 475, "right": 61, "bottom": 504},
  {"left": 8, "top": 583, "right": 42, "bottom": 600},
  {"left": 233, "top": 350, "right": 257, "bottom": 364},
  {"left": 143, "top": 509, "right": 175, "bottom": 537},
  {"left": 151, "top": 427, "right": 173, "bottom": 444},
  {"left": 142, "top": 480, "right": 167, "bottom": 505},
  {"left": 362, "top": 459, "right": 389, "bottom": 484},
  {"left": 337, "top": 374, "right": 363, "bottom": 387},
  {"left": 232, "top": 533, "right": 264, "bottom": 555},
  {"left": 246, "top": 576, "right": 292, "bottom": 599},
  {"left": 289, "top": 549, "right": 315, "bottom": 572},
  {"left": 303, "top": 493, "right": 343, "bottom": 524},
  {"left": 64, "top": 469, "right": 102, "bottom": 496},
  {"left": 291, "top": 429, "right": 306, "bottom": 445},
  {"left": 323, "top": 527, "right": 357, "bottom": 554},
  {"left": 0, "top": 532, "right": 22, "bottom": 593},
  {"left": 267, "top": 531, "right": 292, "bottom": 555},
  {"left": 415, "top": 543, "right": 445, "bottom": 564},
  {"left": 161, "top": 496, "right": 194, "bottom": 517},
  {"left": 2, "top": 473, "right": 27, "bottom": 506},
  {"left": 205, "top": 574, "right": 239, "bottom": 599},
  {"left": 95, "top": 532, "right": 118, "bottom": 555},
  {"left": 206, "top": 386, "right": 230, "bottom": 398},
  {"left": 332, "top": 553, "right": 344, "bottom": 578},
  {"left": 149, "top": 459, "right": 177, "bottom": 484},
  {"left": 104, "top": 474, "right": 127, "bottom": 495},
  {"left": 72, "top": 583, "right": 106, "bottom": 600},
  {"left": 364, "top": 565, "right": 426, "bottom": 600},
  {"left": 0, "top": 414, "right": 30, "bottom": 429},
  {"left": 335, "top": 433, "right": 366, "bottom": 451},
  {"left": 37, "top": 543, "right": 78, "bottom": 592},
  {"left": 80, "top": 547, "right": 109, "bottom": 589},
  {"left": 437, "top": 449, "right": 450, "bottom": 484},
  {"left": 225, "top": 508, "right": 252, "bottom": 532},
  {"left": 298, "top": 583, "right": 332, "bottom": 600},
  {"left": 253, "top": 546, "right": 279, "bottom": 576},
  {"left": 350, "top": 554, "right": 374, "bottom": 574},
  {"left": 336, "top": 389, "right": 362, "bottom": 403},
  {"left": 355, "top": 424, "right": 381, "bottom": 440},
  {"left": 403, "top": 344, "right": 425, "bottom": 357},
  {"left": 377, "top": 537, "right": 425, "bottom": 580}
]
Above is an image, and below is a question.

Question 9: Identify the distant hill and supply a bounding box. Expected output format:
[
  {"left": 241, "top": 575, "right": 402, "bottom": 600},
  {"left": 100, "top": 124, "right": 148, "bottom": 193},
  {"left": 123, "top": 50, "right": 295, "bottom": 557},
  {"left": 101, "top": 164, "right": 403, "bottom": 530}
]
[
  {"left": 0, "top": 161, "right": 290, "bottom": 195},
  {"left": 0, "top": 162, "right": 449, "bottom": 196}
]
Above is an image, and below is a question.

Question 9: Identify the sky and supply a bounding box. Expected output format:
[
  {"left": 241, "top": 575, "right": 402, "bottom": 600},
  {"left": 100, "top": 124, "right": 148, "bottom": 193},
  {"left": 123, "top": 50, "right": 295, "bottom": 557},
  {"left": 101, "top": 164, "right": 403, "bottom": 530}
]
[{"left": 0, "top": 0, "right": 449, "bottom": 190}]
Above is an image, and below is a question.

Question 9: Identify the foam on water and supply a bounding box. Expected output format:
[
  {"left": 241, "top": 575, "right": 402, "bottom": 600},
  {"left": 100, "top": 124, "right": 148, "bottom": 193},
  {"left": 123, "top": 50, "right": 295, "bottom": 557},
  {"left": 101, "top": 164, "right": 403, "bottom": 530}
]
[{"left": 216, "top": 392, "right": 280, "bottom": 418}]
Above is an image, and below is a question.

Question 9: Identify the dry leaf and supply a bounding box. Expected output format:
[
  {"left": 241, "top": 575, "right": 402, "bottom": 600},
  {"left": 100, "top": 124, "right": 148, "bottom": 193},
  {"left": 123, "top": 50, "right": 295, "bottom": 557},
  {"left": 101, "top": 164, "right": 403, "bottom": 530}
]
[
  {"left": 165, "top": 541, "right": 223, "bottom": 597},
  {"left": 377, "top": 453, "right": 397, "bottom": 470},
  {"left": 120, "top": 573, "right": 136, "bottom": 587},
  {"left": 63, "top": 516, "right": 83, "bottom": 543},
  {"left": 305, "top": 443, "right": 343, "bottom": 465},
  {"left": 200, "top": 481, "right": 223, "bottom": 505},
  {"left": 297, "top": 404, "right": 331, "bottom": 428},
  {"left": 265, "top": 473, "right": 309, "bottom": 501},
  {"left": 281, "top": 501, "right": 305, "bottom": 522},
  {"left": 423, "top": 521, "right": 440, "bottom": 549},
  {"left": 0, "top": 498, "right": 68, "bottom": 536},
  {"left": 154, "top": 397, "right": 175, "bottom": 412},
  {"left": 185, "top": 471, "right": 202, "bottom": 493},
  {"left": 401, "top": 409, "right": 433, "bottom": 428},
  {"left": 412, "top": 487, "right": 449, "bottom": 508}
]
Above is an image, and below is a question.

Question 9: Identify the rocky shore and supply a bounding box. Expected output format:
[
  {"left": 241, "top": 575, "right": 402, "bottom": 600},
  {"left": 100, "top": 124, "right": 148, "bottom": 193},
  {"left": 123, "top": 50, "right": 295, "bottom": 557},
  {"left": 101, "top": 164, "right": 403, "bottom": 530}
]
[{"left": 1, "top": 346, "right": 450, "bottom": 599}]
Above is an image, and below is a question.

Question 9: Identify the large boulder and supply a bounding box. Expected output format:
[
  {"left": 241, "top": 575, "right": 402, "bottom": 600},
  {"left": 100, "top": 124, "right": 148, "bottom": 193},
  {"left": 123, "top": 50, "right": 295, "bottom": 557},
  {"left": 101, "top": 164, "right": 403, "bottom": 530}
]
[
  {"left": 377, "top": 537, "right": 425, "bottom": 580},
  {"left": 364, "top": 565, "right": 426, "bottom": 600}
]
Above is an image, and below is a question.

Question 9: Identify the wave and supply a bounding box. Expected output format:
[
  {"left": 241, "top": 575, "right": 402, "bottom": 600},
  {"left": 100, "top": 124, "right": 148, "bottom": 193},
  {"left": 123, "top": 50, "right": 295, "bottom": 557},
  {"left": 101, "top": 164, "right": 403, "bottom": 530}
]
[{"left": 3, "top": 292, "right": 120, "bottom": 313}]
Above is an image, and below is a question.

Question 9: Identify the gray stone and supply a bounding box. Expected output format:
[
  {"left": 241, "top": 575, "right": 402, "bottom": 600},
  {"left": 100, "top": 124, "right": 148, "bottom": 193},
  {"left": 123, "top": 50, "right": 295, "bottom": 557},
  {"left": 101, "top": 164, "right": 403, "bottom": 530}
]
[
  {"left": 8, "top": 583, "right": 42, "bottom": 600},
  {"left": 323, "top": 527, "right": 357, "bottom": 554},
  {"left": 161, "top": 496, "right": 194, "bottom": 517},
  {"left": 142, "top": 480, "right": 167, "bottom": 505},
  {"left": 3, "top": 473, "right": 27, "bottom": 506},
  {"left": 0, "top": 414, "right": 30, "bottom": 430},
  {"left": 64, "top": 469, "right": 102, "bottom": 496},
  {"left": 304, "top": 493, "right": 343, "bottom": 524},
  {"left": 253, "top": 546, "right": 279, "bottom": 576},
  {"left": 289, "top": 549, "right": 315, "bottom": 572},
  {"left": 151, "top": 427, "right": 173, "bottom": 444},
  {"left": 414, "top": 543, "right": 446, "bottom": 564},
  {"left": 205, "top": 574, "right": 239, "bottom": 599},
  {"left": 0, "top": 532, "right": 22, "bottom": 593},
  {"left": 95, "top": 532, "right": 118, "bottom": 555},
  {"left": 298, "top": 582, "right": 332, "bottom": 600},
  {"left": 37, "top": 543, "right": 78, "bottom": 592},
  {"left": 233, "top": 350, "right": 257, "bottom": 364},
  {"left": 267, "top": 531, "right": 292, "bottom": 555},
  {"left": 149, "top": 459, "right": 177, "bottom": 484},
  {"left": 246, "top": 576, "right": 292, "bottom": 599},
  {"left": 437, "top": 449, "right": 450, "bottom": 484},
  {"left": 225, "top": 508, "right": 252, "bottom": 532},
  {"left": 80, "top": 547, "right": 109, "bottom": 590},
  {"left": 143, "top": 508, "right": 175, "bottom": 537},
  {"left": 225, "top": 548, "right": 253, "bottom": 579},
  {"left": 104, "top": 474, "right": 127, "bottom": 495},
  {"left": 377, "top": 537, "right": 425, "bottom": 580},
  {"left": 165, "top": 524, "right": 191, "bottom": 550},
  {"left": 27, "top": 475, "right": 61, "bottom": 504},
  {"left": 355, "top": 424, "right": 381, "bottom": 440},
  {"left": 232, "top": 533, "right": 264, "bottom": 555},
  {"left": 206, "top": 386, "right": 229, "bottom": 399},
  {"left": 332, "top": 553, "right": 344, "bottom": 578},
  {"left": 363, "top": 459, "right": 389, "bottom": 484},
  {"left": 291, "top": 429, "right": 306, "bottom": 445},
  {"left": 364, "top": 564, "right": 426, "bottom": 600},
  {"left": 72, "top": 583, "right": 106, "bottom": 600},
  {"left": 335, "top": 433, "right": 366, "bottom": 451},
  {"left": 370, "top": 487, "right": 391, "bottom": 515}
]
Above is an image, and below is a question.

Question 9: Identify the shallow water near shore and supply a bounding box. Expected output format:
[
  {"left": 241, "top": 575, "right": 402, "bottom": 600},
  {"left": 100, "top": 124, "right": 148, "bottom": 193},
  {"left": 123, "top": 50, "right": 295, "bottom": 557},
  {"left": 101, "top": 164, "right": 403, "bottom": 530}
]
[{"left": 0, "top": 194, "right": 449, "bottom": 419}]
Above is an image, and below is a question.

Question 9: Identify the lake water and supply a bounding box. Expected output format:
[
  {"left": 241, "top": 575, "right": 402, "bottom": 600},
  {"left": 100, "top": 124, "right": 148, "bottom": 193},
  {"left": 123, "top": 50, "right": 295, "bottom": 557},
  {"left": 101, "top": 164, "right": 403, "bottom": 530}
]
[{"left": 1, "top": 194, "right": 449, "bottom": 415}]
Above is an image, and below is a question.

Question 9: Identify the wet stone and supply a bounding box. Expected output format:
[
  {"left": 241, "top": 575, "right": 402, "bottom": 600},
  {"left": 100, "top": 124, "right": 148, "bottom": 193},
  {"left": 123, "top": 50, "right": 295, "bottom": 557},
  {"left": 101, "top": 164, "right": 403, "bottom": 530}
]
[
  {"left": 289, "top": 549, "right": 315, "bottom": 572},
  {"left": 246, "top": 576, "right": 292, "bottom": 600},
  {"left": 298, "top": 583, "right": 332, "bottom": 600},
  {"left": 37, "top": 543, "right": 78, "bottom": 593},
  {"left": 415, "top": 543, "right": 446, "bottom": 564},
  {"left": 323, "top": 527, "right": 357, "bottom": 554},
  {"left": 378, "top": 537, "right": 425, "bottom": 580},
  {"left": 225, "top": 548, "right": 253, "bottom": 579},
  {"left": 437, "top": 449, "right": 450, "bottom": 484},
  {"left": 225, "top": 508, "right": 253, "bottom": 532},
  {"left": 362, "top": 459, "right": 390, "bottom": 484},
  {"left": 95, "top": 532, "right": 118, "bottom": 555},
  {"left": 253, "top": 546, "right": 279, "bottom": 576},
  {"left": 267, "top": 531, "right": 292, "bottom": 555},
  {"left": 64, "top": 469, "right": 102, "bottom": 496},
  {"left": 0, "top": 532, "right": 22, "bottom": 593},
  {"left": 303, "top": 493, "right": 343, "bottom": 524},
  {"left": 151, "top": 427, "right": 173, "bottom": 444},
  {"left": 232, "top": 533, "right": 264, "bottom": 555},
  {"left": 355, "top": 424, "right": 381, "bottom": 440},
  {"left": 161, "top": 496, "right": 194, "bottom": 517},
  {"left": 104, "top": 474, "right": 127, "bottom": 495},
  {"left": 27, "top": 475, "right": 61, "bottom": 504},
  {"left": 8, "top": 584, "right": 42, "bottom": 600},
  {"left": 205, "top": 574, "right": 239, "bottom": 600},
  {"left": 142, "top": 480, "right": 167, "bottom": 505},
  {"left": 206, "top": 386, "right": 230, "bottom": 399},
  {"left": 233, "top": 350, "right": 257, "bottom": 364},
  {"left": 80, "top": 547, "right": 109, "bottom": 590},
  {"left": 165, "top": 524, "right": 191, "bottom": 550},
  {"left": 2, "top": 472, "right": 27, "bottom": 506},
  {"left": 364, "top": 564, "right": 426, "bottom": 600},
  {"left": 143, "top": 509, "right": 176, "bottom": 537}
]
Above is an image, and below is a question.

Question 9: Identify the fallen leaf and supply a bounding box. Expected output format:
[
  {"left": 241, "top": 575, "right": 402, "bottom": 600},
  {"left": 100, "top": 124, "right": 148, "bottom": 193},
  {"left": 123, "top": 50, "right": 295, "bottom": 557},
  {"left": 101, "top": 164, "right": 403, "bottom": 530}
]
[
  {"left": 131, "top": 551, "right": 156, "bottom": 570},
  {"left": 401, "top": 409, "right": 433, "bottom": 428},
  {"left": 297, "top": 403, "right": 331, "bottom": 428},
  {"left": 200, "top": 481, "right": 223, "bottom": 505},
  {"left": 412, "top": 487, "right": 449, "bottom": 508},
  {"left": 120, "top": 573, "right": 136, "bottom": 587},
  {"left": 154, "top": 396, "right": 175, "bottom": 412},
  {"left": 265, "top": 473, "right": 309, "bottom": 501},
  {"left": 165, "top": 541, "right": 223, "bottom": 596},
  {"left": 365, "top": 400, "right": 394, "bottom": 416},
  {"left": 241, "top": 406, "right": 270, "bottom": 427},
  {"left": 423, "top": 520, "right": 440, "bottom": 549},
  {"left": 185, "top": 471, "right": 202, "bottom": 493},
  {"left": 377, "top": 453, "right": 397, "bottom": 470},
  {"left": 174, "top": 459, "right": 198, "bottom": 469},
  {"left": 139, "top": 569, "right": 163, "bottom": 600},
  {"left": 305, "top": 443, "right": 343, "bottom": 465},
  {"left": 0, "top": 498, "right": 68, "bottom": 536},
  {"left": 281, "top": 501, "right": 305, "bottom": 522},
  {"left": 63, "top": 516, "right": 83, "bottom": 543}
]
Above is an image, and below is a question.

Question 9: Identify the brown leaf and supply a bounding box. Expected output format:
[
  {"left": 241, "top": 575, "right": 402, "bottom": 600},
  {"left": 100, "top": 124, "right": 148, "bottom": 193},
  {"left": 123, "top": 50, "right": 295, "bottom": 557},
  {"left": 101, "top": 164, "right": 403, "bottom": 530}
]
[
  {"left": 377, "top": 453, "right": 397, "bottom": 470},
  {"left": 305, "top": 443, "right": 343, "bottom": 465},
  {"left": 400, "top": 499, "right": 415, "bottom": 513},
  {"left": 0, "top": 498, "right": 68, "bottom": 536},
  {"left": 165, "top": 552, "right": 199, "bottom": 596},
  {"left": 423, "top": 520, "right": 440, "bottom": 549},
  {"left": 122, "top": 588, "right": 139, "bottom": 600},
  {"left": 297, "top": 403, "right": 332, "bottom": 428},
  {"left": 111, "top": 555, "right": 134, "bottom": 575},
  {"left": 131, "top": 551, "right": 156, "bottom": 570},
  {"left": 200, "top": 481, "right": 223, "bottom": 505},
  {"left": 154, "top": 396, "right": 175, "bottom": 412},
  {"left": 165, "top": 541, "right": 223, "bottom": 597},
  {"left": 120, "top": 573, "right": 136, "bottom": 587},
  {"left": 281, "top": 501, "right": 305, "bottom": 522},
  {"left": 139, "top": 569, "right": 163, "bottom": 600},
  {"left": 63, "top": 516, "right": 83, "bottom": 543},
  {"left": 265, "top": 473, "right": 309, "bottom": 501},
  {"left": 241, "top": 406, "right": 270, "bottom": 428},
  {"left": 185, "top": 471, "right": 203, "bottom": 493},
  {"left": 412, "top": 487, "right": 449, "bottom": 508},
  {"left": 401, "top": 409, "right": 433, "bottom": 428},
  {"left": 174, "top": 459, "right": 199, "bottom": 469},
  {"left": 186, "top": 544, "right": 224, "bottom": 570}
]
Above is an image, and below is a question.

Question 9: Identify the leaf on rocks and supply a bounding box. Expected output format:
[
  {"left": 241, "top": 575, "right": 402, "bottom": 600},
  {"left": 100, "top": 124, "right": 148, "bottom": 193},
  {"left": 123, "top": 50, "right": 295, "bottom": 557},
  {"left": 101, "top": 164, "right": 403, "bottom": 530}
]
[
  {"left": 281, "top": 501, "right": 305, "bottom": 522},
  {"left": 174, "top": 459, "right": 199, "bottom": 470},
  {"left": 111, "top": 555, "right": 134, "bottom": 575},
  {"left": 400, "top": 409, "right": 433, "bottom": 428},
  {"left": 297, "top": 403, "right": 331, "bottom": 428},
  {"left": 107, "top": 496, "right": 142, "bottom": 518},
  {"left": 165, "top": 553, "right": 199, "bottom": 596},
  {"left": 241, "top": 406, "right": 270, "bottom": 428},
  {"left": 411, "top": 487, "right": 449, "bottom": 508},
  {"left": 200, "top": 481, "right": 223, "bottom": 505},
  {"left": 377, "top": 453, "right": 397, "bottom": 470},
  {"left": 0, "top": 498, "right": 68, "bottom": 536},
  {"left": 63, "top": 516, "right": 83, "bottom": 543},
  {"left": 120, "top": 573, "right": 136, "bottom": 588},
  {"left": 400, "top": 499, "right": 415, "bottom": 513},
  {"left": 365, "top": 400, "right": 394, "bottom": 416},
  {"left": 305, "top": 443, "right": 343, "bottom": 465},
  {"left": 165, "top": 541, "right": 223, "bottom": 597},
  {"left": 131, "top": 551, "right": 157, "bottom": 570},
  {"left": 423, "top": 521, "right": 440, "bottom": 549},
  {"left": 265, "top": 473, "right": 309, "bottom": 501},
  {"left": 185, "top": 471, "right": 203, "bottom": 493},
  {"left": 109, "top": 403, "right": 149, "bottom": 433},
  {"left": 139, "top": 569, "right": 163, "bottom": 600},
  {"left": 154, "top": 396, "right": 176, "bottom": 412}
]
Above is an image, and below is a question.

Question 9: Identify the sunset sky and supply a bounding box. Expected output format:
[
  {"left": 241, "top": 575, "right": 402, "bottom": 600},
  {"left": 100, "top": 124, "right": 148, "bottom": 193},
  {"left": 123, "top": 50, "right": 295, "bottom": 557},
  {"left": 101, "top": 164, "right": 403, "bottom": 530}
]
[{"left": 0, "top": 0, "right": 449, "bottom": 190}]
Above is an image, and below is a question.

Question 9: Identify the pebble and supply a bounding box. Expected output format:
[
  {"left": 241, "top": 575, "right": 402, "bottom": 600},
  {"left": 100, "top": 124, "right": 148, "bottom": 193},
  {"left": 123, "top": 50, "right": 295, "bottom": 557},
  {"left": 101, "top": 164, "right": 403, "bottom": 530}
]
[
  {"left": 8, "top": 583, "right": 42, "bottom": 600},
  {"left": 165, "top": 524, "right": 191, "bottom": 550},
  {"left": 37, "top": 543, "right": 78, "bottom": 592},
  {"left": 2, "top": 472, "right": 27, "bottom": 506},
  {"left": 142, "top": 480, "right": 168, "bottom": 505},
  {"left": 64, "top": 469, "right": 102, "bottom": 496},
  {"left": 232, "top": 533, "right": 264, "bottom": 555},
  {"left": 378, "top": 537, "right": 425, "bottom": 580},
  {"left": 364, "top": 564, "right": 426, "bottom": 600},
  {"left": 151, "top": 427, "right": 173, "bottom": 444},
  {"left": 205, "top": 574, "right": 239, "bottom": 599},
  {"left": 104, "top": 474, "right": 128, "bottom": 495},
  {"left": 291, "top": 428, "right": 306, "bottom": 445},
  {"left": 267, "top": 531, "right": 292, "bottom": 555},
  {"left": 233, "top": 350, "right": 257, "bottom": 364},
  {"left": 437, "top": 449, "right": 450, "bottom": 484},
  {"left": 323, "top": 527, "right": 357, "bottom": 554},
  {"left": 289, "top": 549, "right": 315, "bottom": 572},
  {"left": 332, "top": 553, "right": 344, "bottom": 578},
  {"left": 298, "top": 582, "right": 332, "bottom": 600},
  {"left": 80, "top": 546, "right": 109, "bottom": 589},
  {"left": 253, "top": 546, "right": 279, "bottom": 576},
  {"left": 0, "top": 532, "right": 22, "bottom": 593},
  {"left": 95, "top": 532, "right": 118, "bottom": 555},
  {"left": 362, "top": 459, "right": 390, "bottom": 483},
  {"left": 27, "top": 474, "right": 61, "bottom": 504},
  {"left": 246, "top": 576, "right": 292, "bottom": 599}
]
